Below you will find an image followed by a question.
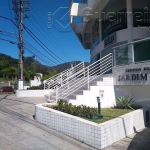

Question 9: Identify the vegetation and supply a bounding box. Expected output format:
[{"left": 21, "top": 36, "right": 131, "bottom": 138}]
[
  {"left": 116, "top": 96, "right": 135, "bottom": 110},
  {"left": 46, "top": 101, "right": 133, "bottom": 124},
  {"left": 0, "top": 53, "right": 88, "bottom": 84},
  {"left": 46, "top": 100, "right": 98, "bottom": 119},
  {"left": 41, "top": 71, "right": 58, "bottom": 81},
  {"left": 86, "top": 108, "right": 133, "bottom": 124},
  {"left": 27, "top": 85, "right": 44, "bottom": 90}
]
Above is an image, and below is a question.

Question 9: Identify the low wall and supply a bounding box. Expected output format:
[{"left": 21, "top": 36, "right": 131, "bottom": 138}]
[
  {"left": 16, "top": 90, "right": 53, "bottom": 97},
  {"left": 35, "top": 104, "right": 150, "bottom": 149}
]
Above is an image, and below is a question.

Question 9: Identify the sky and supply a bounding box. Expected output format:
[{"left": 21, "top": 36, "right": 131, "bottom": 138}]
[{"left": 0, "top": 0, "right": 90, "bottom": 66}]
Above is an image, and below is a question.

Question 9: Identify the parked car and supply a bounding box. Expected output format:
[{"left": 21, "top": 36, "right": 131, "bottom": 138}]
[{"left": 0, "top": 86, "right": 14, "bottom": 92}]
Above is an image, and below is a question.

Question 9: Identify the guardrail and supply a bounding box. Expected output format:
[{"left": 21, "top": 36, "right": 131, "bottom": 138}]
[
  {"left": 47, "top": 53, "right": 113, "bottom": 102},
  {"left": 44, "top": 62, "right": 85, "bottom": 90},
  {"left": 112, "top": 37, "right": 150, "bottom": 66}
]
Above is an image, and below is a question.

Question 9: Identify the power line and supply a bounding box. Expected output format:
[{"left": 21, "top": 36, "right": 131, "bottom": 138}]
[
  {"left": 0, "top": 15, "right": 18, "bottom": 28},
  {"left": 24, "top": 46, "right": 54, "bottom": 66},
  {"left": 0, "top": 30, "right": 59, "bottom": 66},
  {"left": 23, "top": 25, "right": 66, "bottom": 64},
  {"left": 24, "top": 41, "right": 58, "bottom": 66},
  {"left": 30, "top": 5, "right": 74, "bottom": 61},
  {"left": 26, "top": 18, "right": 72, "bottom": 62},
  {"left": 8, "top": 0, "right": 17, "bottom": 34},
  {"left": 0, "top": 37, "right": 17, "bottom": 44},
  {"left": 28, "top": 10, "right": 74, "bottom": 61}
]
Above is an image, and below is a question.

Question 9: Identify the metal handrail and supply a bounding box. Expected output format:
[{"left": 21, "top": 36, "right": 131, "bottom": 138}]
[
  {"left": 113, "top": 37, "right": 150, "bottom": 66},
  {"left": 49, "top": 53, "right": 113, "bottom": 102},
  {"left": 44, "top": 62, "right": 85, "bottom": 90},
  {"left": 112, "top": 37, "right": 150, "bottom": 50}
]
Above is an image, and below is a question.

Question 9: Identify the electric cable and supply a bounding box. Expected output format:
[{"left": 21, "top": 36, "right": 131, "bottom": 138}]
[
  {"left": 23, "top": 25, "right": 66, "bottom": 64},
  {"left": 26, "top": 18, "right": 71, "bottom": 62},
  {"left": 30, "top": 5, "right": 74, "bottom": 61},
  {"left": 24, "top": 41, "right": 58, "bottom": 65}
]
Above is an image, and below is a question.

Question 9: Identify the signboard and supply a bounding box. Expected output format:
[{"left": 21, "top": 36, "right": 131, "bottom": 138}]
[
  {"left": 104, "top": 32, "right": 116, "bottom": 47},
  {"left": 102, "top": 0, "right": 127, "bottom": 40},
  {"left": 118, "top": 67, "right": 150, "bottom": 82},
  {"left": 92, "top": 19, "right": 100, "bottom": 49},
  {"left": 99, "top": 90, "right": 104, "bottom": 99},
  {"left": 113, "top": 62, "right": 150, "bottom": 85}
]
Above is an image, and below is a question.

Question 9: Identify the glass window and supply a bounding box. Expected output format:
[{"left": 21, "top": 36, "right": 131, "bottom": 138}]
[
  {"left": 134, "top": 40, "right": 150, "bottom": 62},
  {"left": 133, "top": 0, "right": 150, "bottom": 27},
  {"left": 91, "top": 53, "right": 100, "bottom": 63}
]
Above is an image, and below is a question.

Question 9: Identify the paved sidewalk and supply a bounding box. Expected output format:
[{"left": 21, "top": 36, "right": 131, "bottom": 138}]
[
  {"left": 0, "top": 94, "right": 150, "bottom": 150},
  {"left": 0, "top": 94, "right": 96, "bottom": 150},
  {"left": 104, "top": 127, "right": 150, "bottom": 150}
]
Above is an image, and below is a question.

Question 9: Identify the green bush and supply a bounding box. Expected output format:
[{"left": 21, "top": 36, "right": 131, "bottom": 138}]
[
  {"left": 116, "top": 96, "right": 135, "bottom": 110},
  {"left": 53, "top": 100, "right": 97, "bottom": 119},
  {"left": 27, "top": 85, "right": 44, "bottom": 90}
]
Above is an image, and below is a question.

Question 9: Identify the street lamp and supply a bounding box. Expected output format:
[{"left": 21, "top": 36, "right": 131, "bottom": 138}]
[{"left": 97, "top": 97, "right": 102, "bottom": 117}]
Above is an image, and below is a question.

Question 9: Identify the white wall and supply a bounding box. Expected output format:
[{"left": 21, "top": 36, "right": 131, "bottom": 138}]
[
  {"left": 70, "top": 3, "right": 87, "bottom": 16},
  {"left": 69, "top": 77, "right": 116, "bottom": 108},
  {"left": 132, "top": 86, "right": 150, "bottom": 107},
  {"left": 35, "top": 103, "right": 149, "bottom": 149},
  {"left": 68, "top": 74, "right": 150, "bottom": 108},
  {"left": 30, "top": 80, "right": 42, "bottom": 87},
  {"left": 16, "top": 89, "right": 53, "bottom": 97},
  {"left": 112, "top": 85, "right": 150, "bottom": 108}
]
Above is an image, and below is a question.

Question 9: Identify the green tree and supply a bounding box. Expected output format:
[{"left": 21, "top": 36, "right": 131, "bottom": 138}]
[
  {"left": 24, "top": 69, "right": 36, "bottom": 81},
  {"left": 41, "top": 71, "right": 58, "bottom": 81},
  {"left": 1, "top": 66, "right": 17, "bottom": 80}
]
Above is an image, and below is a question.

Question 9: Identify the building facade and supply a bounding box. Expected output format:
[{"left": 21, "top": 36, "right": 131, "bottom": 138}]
[
  {"left": 70, "top": 0, "right": 150, "bottom": 65},
  {"left": 70, "top": 0, "right": 150, "bottom": 108}
]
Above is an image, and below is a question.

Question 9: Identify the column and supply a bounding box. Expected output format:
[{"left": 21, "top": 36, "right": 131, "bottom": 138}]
[{"left": 126, "top": 0, "right": 134, "bottom": 63}]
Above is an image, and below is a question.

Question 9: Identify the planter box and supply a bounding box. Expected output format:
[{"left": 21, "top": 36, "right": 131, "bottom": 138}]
[{"left": 35, "top": 104, "right": 150, "bottom": 149}]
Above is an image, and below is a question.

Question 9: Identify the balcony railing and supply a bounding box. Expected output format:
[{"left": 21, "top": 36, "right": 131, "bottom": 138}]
[{"left": 112, "top": 37, "right": 150, "bottom": 66}]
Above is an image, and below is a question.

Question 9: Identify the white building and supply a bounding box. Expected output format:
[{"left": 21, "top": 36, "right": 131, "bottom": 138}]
[
  {"left": 69, "top": 0, "right": 150, "bottom": 108},
  {"left": 30, "top": 73, "right": 43, "bottom": 87}
]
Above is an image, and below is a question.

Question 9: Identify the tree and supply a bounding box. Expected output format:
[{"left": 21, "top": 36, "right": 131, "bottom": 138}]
[
  {"left": 41, "top": 71, "right": 58, "bottom": 81},
  {"left": 1, "top": 66, "right": 17, "bottom": 80},
  {"left": 24, "top": 69, "right": 36, "bottom": 81}
]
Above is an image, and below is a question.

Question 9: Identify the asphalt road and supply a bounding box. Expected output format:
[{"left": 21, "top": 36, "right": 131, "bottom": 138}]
[{"left": 0, "top": 94, "right": 96, "bottom": 150}]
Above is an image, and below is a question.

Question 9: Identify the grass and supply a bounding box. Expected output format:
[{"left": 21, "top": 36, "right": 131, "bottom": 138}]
[
  {"left": 45, "top": 105, "right": 133, "bottom": 124},
  {"left": 84, "top": 108, "right": 133, "bottom": 124}
]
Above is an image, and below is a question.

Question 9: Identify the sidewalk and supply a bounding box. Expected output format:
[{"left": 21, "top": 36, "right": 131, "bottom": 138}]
[
  {"left": 0, "top": 94, "right": 96, "bottom": 150},
  {"left": 0, "top": 94, "right": 149, "bottom": 150},
  {"left": 105, "top": 127, "right": 150, "bottom": 150}
]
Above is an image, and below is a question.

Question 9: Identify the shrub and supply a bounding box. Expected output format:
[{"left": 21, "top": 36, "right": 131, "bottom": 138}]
[
  {"left": 27, "top": 85, "right": 44, "bottom": 90},
  {"left": 54, "top": 100, "right": 98, "bottom": 119},
  {"left": 116, "top": 96, "right": 135, "bottom": 110}
]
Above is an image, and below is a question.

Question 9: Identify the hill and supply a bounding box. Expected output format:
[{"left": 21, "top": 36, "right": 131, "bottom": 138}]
[
  {"left": 53, "top": 61, "right": 90, "bottom": 72},
  {"left": 0, "top": 53, "right": 90, "bottom": 74}
]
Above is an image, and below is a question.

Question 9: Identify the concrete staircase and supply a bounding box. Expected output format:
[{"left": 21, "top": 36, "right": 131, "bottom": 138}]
[
  {"left": 46, "top": 53, "right": 114, "bottom": 107},
  {"left": 50, "top": 75, "right": 116, "bottom": 108}
]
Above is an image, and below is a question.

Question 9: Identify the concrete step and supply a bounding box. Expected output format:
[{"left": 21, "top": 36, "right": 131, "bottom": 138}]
[
  {"left": 72, "top": 90, "right": 83, "bottom": 95},
  {"left": 89, "top": 81, "right": 97, "bottom": 86}
]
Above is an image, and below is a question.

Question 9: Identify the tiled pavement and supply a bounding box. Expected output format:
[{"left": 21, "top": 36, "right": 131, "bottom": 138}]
[{"left": 0, "top": 94, "right": 149, "bottom": 150}]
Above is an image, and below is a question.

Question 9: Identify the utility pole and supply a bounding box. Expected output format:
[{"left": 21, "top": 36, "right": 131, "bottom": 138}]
[{"left": 12, "top": 0, "right": 30, "bottom": 90}]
